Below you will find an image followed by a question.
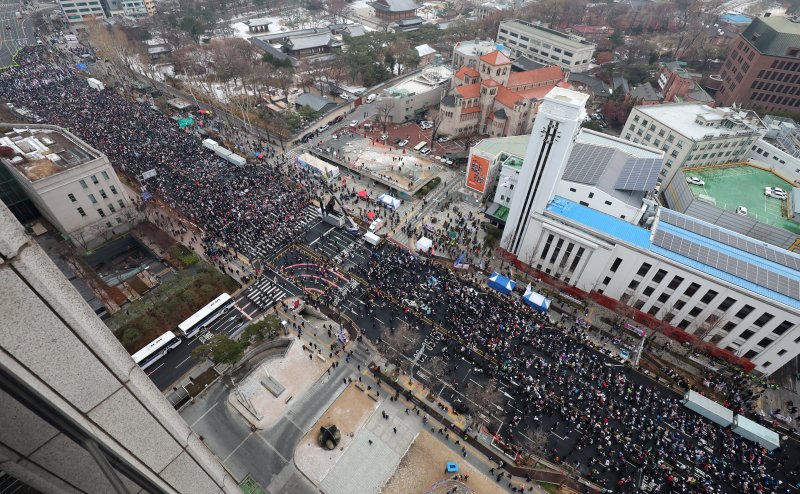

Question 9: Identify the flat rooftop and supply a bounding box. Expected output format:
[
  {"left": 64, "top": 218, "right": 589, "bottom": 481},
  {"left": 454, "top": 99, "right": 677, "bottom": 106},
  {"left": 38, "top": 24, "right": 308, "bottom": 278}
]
[
  {"left": 0, "top": 127, "right": 97, "bottom": 182},
  {"left": 685, "top": 163, "right": 800, "bottom": 235},
  {"left": 500, "top": 19, "right": 595, "bottom": 50},
  {"left": 390, "top": 66, "right": 452, "bottom": 95},
  {"left": 635, "top": 104, "right": 764, "bottom": 140}
]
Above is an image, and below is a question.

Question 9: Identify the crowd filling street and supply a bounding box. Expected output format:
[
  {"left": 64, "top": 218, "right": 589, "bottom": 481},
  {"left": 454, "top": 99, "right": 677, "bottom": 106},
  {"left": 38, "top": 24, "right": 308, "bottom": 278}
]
[{"left": 2, "top": 48, "right": 800, "bottom": 493}]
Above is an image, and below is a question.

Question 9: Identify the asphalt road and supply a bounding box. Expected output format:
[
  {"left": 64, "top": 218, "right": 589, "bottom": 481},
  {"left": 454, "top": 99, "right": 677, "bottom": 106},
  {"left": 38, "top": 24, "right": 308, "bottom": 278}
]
[
  {"left": 0, "top": 2, "right": 35, "bottom": 67},
  {"left": 146, "top": 274, "right": 295, "bottom": 390}
]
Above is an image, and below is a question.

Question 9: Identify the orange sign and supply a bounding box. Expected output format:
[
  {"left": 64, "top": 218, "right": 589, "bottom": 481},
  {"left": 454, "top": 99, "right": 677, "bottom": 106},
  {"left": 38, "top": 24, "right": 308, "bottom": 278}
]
[{"left": 466, "top": 155, "right": 490, "bottom": 193}]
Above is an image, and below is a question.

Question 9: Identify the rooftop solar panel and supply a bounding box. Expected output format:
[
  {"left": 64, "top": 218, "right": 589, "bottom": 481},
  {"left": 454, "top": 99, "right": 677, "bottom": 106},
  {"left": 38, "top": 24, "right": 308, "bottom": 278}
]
[
  {"left": 659, "top": 210, "right": 800, "bottom": 271},
  {"left": 614, "top": 157, "right": 662, "bottom": 191},
  {"left": 561, "top": 143, "right": 615, "bottom": 186}
]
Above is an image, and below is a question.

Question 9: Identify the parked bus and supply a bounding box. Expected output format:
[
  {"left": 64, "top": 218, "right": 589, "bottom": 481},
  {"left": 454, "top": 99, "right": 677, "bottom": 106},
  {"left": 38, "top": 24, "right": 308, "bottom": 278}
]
[
  {"left": 178, "top": 293, "right": 235, "bottom": 338},
  {"left": 132, "top": 331, "right": 181, "bottom": 370},
  {"left": 413, "top": 141, "right": 427, "bottom": 152}
]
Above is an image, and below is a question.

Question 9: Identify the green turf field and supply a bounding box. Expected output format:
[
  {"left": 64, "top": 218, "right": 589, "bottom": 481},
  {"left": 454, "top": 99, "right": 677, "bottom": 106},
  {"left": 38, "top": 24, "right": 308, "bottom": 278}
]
[{"left": 686, "top": 164, "right": 800, "bottom": 234}]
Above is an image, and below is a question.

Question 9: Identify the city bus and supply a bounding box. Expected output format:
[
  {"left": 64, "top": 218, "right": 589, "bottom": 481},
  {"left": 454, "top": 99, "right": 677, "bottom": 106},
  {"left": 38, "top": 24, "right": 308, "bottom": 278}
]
[
  {"left": 177, "top": 293, "right": 235, "bottom": 338},
  {"left": 132, "top": 331, "right": 181, "bottom": 370},
  {"left": 413, "top": 141, "right": 427, "bottom": 152}
]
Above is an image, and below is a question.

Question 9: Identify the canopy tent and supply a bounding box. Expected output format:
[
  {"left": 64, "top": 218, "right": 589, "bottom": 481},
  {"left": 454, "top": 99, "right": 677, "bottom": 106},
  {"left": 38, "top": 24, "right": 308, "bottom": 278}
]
[
  {"left": 358, "top": 190, "right": 368, "bottom": 199},
  {"left": 523, "top": 286, "right": 550, "bottom": 312},
  {"left": 378, "top": 194, "right": 401, "bottom": 209},
  {"left": 487, "top": 272, "right": 516, "bottom": 295},
  {"left": 416, "top": 237, "right": 433, "bottom": 252},
  {"left": 367, "top": 211, "right": 376, "bottom": 220}
]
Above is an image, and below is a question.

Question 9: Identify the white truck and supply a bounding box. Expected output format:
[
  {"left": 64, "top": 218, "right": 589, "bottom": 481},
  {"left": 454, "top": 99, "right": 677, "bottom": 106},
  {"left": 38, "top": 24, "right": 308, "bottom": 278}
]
[{"left": 363, "top": 231, "right": 383, "bottom": 247}]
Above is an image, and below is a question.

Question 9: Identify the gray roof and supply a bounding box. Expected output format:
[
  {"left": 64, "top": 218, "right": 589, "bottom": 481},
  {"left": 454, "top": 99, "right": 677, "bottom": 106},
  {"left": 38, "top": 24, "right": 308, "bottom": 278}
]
[
  {"left": 687, "top": 84, "right": 714, "bottom": 103},
  {"left": 494, "top": 108, "right": 507, "bottom": 119},
  {"left": 562, "top": 143, "right": 648, "bottom": 206},
  {"left": 512, "top": 56, "right": 545, "bottom": 71},
  {"left": 397, "top": 17, "right": 424, "bottom": 26},
  {"left": 742, "top": 16, "right": 800, "bottom": 57},
  {"left": 567, "top": 73, "right": 611, "bottom": 97},
  {"left": 296, "top": 93, "right": 335, "bottom": 112},
  {"left": 630, "top": 83, "right": 660, "bottom": 102},
  {"left": 612, "top": 76, "right": 629, "bottom": 94},
  {"left": 343, "top": 24, "right": 366, "bottom": 37},
  {"left": 370, "top": 0, "right": 419, "bottom": 12},
  {"left": 286, "top": 32, "right": 336, "bottom": 51}
]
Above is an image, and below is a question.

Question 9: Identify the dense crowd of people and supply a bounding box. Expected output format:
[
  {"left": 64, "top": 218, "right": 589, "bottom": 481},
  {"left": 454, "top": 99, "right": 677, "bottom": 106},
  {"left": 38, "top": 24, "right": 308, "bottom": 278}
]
[
  {"left": 363, "top": 248, "right": 798, "bottom": 493},
  {"left": 0, "top": 47, "right": 314, "bottom": 262},
  {"left": 2, "top": 47, "right": 797, "bottom": 493}
]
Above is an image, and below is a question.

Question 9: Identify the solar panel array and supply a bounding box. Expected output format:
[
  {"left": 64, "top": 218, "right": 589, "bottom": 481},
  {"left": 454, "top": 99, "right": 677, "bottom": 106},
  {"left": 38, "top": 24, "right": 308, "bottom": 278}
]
[
  {"left": 561, "top": 144, "right": 615, "bottom": 186},
  {"left": 660, "top": 209, "right": 800, "bottom": 271},
  {"left": 614, "top": 157, "right": 662, "bottom": 191},
  {"left": 653, "top": 229, "right": 800, "bottom": 299}
]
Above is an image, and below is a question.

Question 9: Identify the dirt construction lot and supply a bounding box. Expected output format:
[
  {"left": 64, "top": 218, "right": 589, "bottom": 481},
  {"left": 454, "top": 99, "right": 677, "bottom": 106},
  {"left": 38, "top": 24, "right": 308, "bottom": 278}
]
[{"left": 383, "top": 431, "right": 504, "bottom": 494}]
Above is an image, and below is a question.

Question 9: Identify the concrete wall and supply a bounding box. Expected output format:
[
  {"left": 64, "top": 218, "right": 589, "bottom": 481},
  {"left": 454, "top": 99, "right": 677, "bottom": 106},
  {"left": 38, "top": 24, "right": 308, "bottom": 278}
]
[{"left": 0, "top": 201, "right": 238, "bottom": 493}]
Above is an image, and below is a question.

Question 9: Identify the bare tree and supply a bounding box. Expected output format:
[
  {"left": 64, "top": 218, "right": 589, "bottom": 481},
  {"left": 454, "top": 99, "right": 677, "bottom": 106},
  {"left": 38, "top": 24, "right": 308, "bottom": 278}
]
[
  {"left": 375, "top": 97, "right": 396, "bottom": 132},
  {"left": 379, "top": 322, "right": 422, "bottom": 373},
  {"left": 465, "top": 378, "right": 506, "bottom": 431},
  {"left": 693, "top": 313, "right": 724, "bottom": 341}
]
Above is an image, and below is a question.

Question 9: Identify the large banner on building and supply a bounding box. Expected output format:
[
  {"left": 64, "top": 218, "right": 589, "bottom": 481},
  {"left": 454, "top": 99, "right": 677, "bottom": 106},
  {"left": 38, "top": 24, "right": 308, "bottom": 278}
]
[{"left": 466, "top": 155, "right": 490, "bottom": 193}]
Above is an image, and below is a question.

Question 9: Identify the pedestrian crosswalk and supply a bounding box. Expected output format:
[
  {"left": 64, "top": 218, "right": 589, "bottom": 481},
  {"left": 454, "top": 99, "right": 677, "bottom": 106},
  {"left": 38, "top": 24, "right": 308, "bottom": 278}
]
[
  {"left": 245, "top": 204, "right": 321, "bottom": 260},
  {"left": 246, "top": 276, "right": 288, "bottom": 311}
]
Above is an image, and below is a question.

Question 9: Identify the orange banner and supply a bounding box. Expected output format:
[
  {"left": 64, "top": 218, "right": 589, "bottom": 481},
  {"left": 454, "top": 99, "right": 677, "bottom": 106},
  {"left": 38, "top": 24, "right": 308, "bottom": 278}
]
[{"left": 466, "top": 155, "right": 490, "bottom": 193}]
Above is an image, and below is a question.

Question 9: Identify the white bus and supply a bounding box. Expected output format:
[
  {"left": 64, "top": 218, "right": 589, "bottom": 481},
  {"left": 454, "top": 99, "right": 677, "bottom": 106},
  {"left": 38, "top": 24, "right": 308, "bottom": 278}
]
[
  {"left": 132, "top": 331, "right": 181, "bottom": 370},
  {"left": 413, "top": 141, "right": 427, "bottom": 152},
  {"left": 178, "top": 293, "right": 235, "bottom": 338}
]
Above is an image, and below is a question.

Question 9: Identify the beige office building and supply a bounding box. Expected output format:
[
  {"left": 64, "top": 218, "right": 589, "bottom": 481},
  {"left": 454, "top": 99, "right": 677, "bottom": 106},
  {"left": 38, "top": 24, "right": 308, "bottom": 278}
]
[
  {"left": 497, "top": 20, "right": 596, "bottom": 73},
  {"left": 0, "top": 201, "right": 238, "bottom": 493},
  {"left": 0, "top": 124, "right": 135, "bottom": 248}
]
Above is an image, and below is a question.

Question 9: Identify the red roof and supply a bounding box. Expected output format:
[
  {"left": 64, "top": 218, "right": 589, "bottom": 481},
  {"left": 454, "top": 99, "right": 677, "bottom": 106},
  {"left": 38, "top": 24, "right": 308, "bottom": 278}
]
[
  {"left": 481, "top": 79, "right": 502, "bottom": 87},
  {"left": 507, "top": 66, "right": 564, "bottom": 88},
  {"left": 494, "top": 86, "right": 524, "bottom": 108},
  {"left": 455, "top": 66, "right": 479, "bottom": 79},
  {"left": 479, "top": 50, "right": 512, "bottom": 66},
  {"left": 455, "top": 83, "right": 481, "bottom": 99},
  {"left": 462, "top": 106, "right": 482, "bottom": 114}
]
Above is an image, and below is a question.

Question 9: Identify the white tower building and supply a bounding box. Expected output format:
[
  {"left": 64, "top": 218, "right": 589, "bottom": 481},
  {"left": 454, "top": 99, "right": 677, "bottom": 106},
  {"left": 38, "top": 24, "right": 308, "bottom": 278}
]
[{"left": 502, "top": 87, "right": 589, "bottom": 259}]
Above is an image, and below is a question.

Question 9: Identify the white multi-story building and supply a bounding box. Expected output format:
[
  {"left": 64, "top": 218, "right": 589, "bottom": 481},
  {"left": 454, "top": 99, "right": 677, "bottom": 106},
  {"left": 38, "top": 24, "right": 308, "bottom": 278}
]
[
  {"left": 496, "top": 20, "right": 596, "bottom": 73},
  {"left": 451, "top": 39, "right": 511, "bottom": 70},
  {"left": 499, "top": 87, "right": 800, "bottom": 376},
  {"left": 748, "top": 115, "right": 800, "bottom": 183},
  {"left": 0, "top": 125, "right": 135, "bottom": 248},
  {"left": 378, "top": 65, "right": 452, "bottom": 123},
  {"left": 621, "top": 103, "right": 766, "bottom": 184}
]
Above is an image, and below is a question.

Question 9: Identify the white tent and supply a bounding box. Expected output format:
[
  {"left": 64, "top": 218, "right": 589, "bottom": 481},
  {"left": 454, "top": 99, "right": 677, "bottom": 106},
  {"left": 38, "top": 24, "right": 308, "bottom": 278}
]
[
  {"left": 378, "top": 194, "right": 401, "bottom": 209},
  {"left": 416, "top": 237, "right": 433, "bottom": 252}
]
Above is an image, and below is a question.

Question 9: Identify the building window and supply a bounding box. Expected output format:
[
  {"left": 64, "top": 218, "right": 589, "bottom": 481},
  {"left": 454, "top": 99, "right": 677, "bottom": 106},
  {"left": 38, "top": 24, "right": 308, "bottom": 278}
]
[
  {"left": 722, "top": 322, "right": 736, "bottom": 332},
  {"left": 718, "top": 297, "right": 736, "bottom": 311},
  {"left": 540, "top": 234, "right": 554, "bottom": 260},
  {"left": 91, "top": 175, "right": 99, "bottom": 184},
  {"left": 118, "top": 199, "right": 125, "bottom": 209},
  {"left": 588, "top": 192, "right": 594, "bottom": 199},
  {"left": 88, "top": 194, "right": 97, "bottom": 204},
  {"left": 110, "top": 185, "right": 118, "bottom": 195},
  {"left": 102, "top": 171, "right": 110, "bottom": 180},
  {"left": 97, "top": 208, "right": 106, "bottom": 218},
  {"left": 778, "top": 349, "right": 787, "bottom": 356},
  {"left": 79, "top": 179, "right": 88, "bottom": 189},
  {"left": 68, "top": 193, "right": 77, "bottom": 202},
  {"left": 602, "top": 276, "right": 611, "bottom": 285},
  {"left": 99, "top": 189, "right": 108, "bottom": 199},
  {"left": 657, "top": 293, "right": 670, "bottom": 303},
  {"left": 652, "top": 269, "right": 667, "bottom": 283},
  {"left": 108, "top": 204, "right": 116, "bottom": 213},
  {"left": 637, "top": 262, "right": 652, "bottom": 277},
  {"left": 735, "top": 305, "right": 754, "bottom": 319},
  {"left": 77, "top": 207, "right": 86, "bottom": 217},
  {"left": 699, "top": 290, "right": 718, "bottom": 305},
  {"left": 628, "top": 280, "right": 639, "bottom": 289},
  {"left": 667, "top": 276, "right": 683, "bottom": 290},
  {"left": 758, "top": 337, "right": 774, "bottom": 348},
  {"left": 688, "top": 306, "right": 702, "bottom": 317},
  {"left": 753, "top": 312, "right": 774, "bottom": 327},
  {"left": 610, "top": 257, "right": 622, "bottom": 272},
  {"left": 773, "top": 320, "right": 793, "bottom": 336},
  {"left": 684, "top": 282, "right": 700, "bottom": 297},
  {"left": 643, "top": 286, "right": 655, "bottom": 296},
  {"left": 739, "top": 329, "right": 756, "bottom": 340},
  {"left": 743, "top": 350, "right": 758, "bottom": 359},
  {"left": 678, "top": 319, "right": 690, "bottom": 329}
]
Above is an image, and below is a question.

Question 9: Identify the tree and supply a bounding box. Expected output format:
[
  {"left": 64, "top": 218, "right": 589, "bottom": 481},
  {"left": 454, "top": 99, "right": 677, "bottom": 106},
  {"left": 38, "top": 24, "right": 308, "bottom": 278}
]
[
  {"left": 465, "top": 378, "right": 506, "bottom": 431},
  {"left": 193, "top": 333, "right": 245, "bottom": 364},
  {"left": 601, "top": 99, "right": 633, "bottom": 127},
  {"left": 581, "top": 120, "right": 604, "bottom": 132},
  {"left": 375, "top": 97, "right": 396, "bottom": 132},
  {"left": 379, "top": 321, "right": 423, "bottom": 373},
  {"left": 241, "top": 314, "right": 282, "bottom": 343}
]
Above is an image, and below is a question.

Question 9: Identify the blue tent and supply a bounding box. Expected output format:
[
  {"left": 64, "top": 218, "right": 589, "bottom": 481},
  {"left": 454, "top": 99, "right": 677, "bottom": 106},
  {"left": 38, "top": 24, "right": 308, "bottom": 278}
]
[
  {"left": 487, "top": 272, "right": 516, "bottom": 295},
  {"left": 523, "top": 285, "right": 550, "bottom": 312}
]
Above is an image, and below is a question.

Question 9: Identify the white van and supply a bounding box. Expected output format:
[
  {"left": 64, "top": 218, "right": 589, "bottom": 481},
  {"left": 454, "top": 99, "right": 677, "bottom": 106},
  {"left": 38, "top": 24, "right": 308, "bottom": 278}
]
[
  {"left": 368, "top": 217, "right": 384, "bottom": 232},
  {"left": 365, "top": 93, "right": 377, "bottom": 104}
]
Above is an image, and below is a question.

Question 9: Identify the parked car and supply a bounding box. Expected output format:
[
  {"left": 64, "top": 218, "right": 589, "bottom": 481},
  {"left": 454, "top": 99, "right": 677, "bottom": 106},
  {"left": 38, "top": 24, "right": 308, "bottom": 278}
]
[
  {"left": 349, "top": 119, "right": 359, "bottom": 127},
  {"left": 437, "top": 136, "right": 450, "bottom": 143},
  {"left": 686, "top": 176, "right": 705, "bottom": 186},
  {"left": 420, "top": 147, "right": 431, "bottom": 155},
  {"left": 318, "top": 124, "right": 330, "bottom": 132},
  {"left": 736, "top": 206, "right": 748, "bottom": 216},
  {"left": 765, "top": 187, "right": 787, "bottom": 199},
  {"left": 380, "top": 134, "right": 388, "bottom": 141},
  {"left": 397, "top": 139, "right": 408, "bottom": 147},
  {"left": 331, "top": 115, "right": 344, "bottom": 124}
]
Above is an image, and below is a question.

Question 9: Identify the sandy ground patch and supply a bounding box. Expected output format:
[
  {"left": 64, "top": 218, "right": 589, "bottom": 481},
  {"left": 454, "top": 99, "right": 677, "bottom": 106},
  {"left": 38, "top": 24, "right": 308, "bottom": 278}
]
[
  {"left": 295, "top": 383, "right": 380, "bottom": 484},
  {"left": 229, "top": 338, "right": 328, "bottom": 428},
  {"left": 383, "top": 431, "right": 505, "bottom": 494}
]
